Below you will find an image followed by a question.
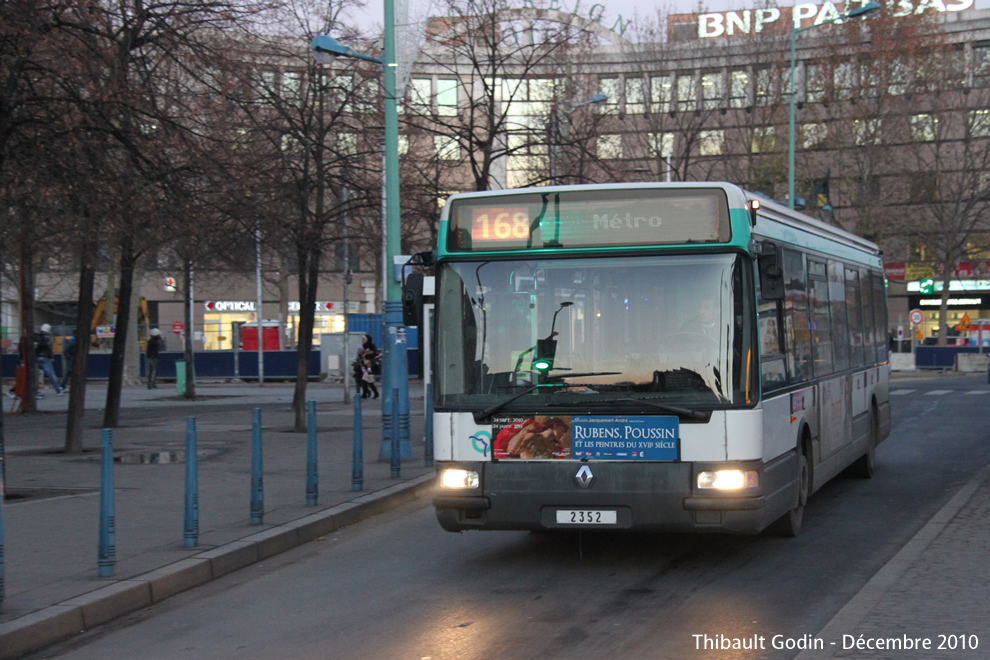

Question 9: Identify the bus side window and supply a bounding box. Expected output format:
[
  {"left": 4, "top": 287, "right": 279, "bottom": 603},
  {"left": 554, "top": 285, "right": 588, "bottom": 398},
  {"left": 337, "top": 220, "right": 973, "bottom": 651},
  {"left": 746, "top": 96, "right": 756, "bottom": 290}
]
[
  {"left": 783, "top": 249, "right": 813, "bottom": 383},
  {"left": 758, "top": 298, "right": 788, "bottom": 391}
]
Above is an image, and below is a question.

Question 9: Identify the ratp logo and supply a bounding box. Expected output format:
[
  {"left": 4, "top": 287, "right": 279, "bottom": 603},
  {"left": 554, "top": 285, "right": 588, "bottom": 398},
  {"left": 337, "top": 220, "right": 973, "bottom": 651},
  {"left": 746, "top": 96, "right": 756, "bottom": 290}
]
[{"left": 470, "top": 431, "right": 491, "bottom": 456}]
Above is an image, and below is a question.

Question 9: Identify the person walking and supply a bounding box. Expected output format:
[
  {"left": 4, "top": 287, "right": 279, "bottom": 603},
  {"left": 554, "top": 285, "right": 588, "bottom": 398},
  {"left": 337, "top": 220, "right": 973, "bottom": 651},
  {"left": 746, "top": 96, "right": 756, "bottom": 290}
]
[
  {"left": 146, "top": 328, "right": 166, "bottom": 389},
  {"left": 35, "top": 324, "right": 63, "bottom": 394},
  {"left": 60, "top": 329, "right": 76, "bottom": 390},
  {"left": 360, "top": 352, "right": 379, "bottom": 399}
]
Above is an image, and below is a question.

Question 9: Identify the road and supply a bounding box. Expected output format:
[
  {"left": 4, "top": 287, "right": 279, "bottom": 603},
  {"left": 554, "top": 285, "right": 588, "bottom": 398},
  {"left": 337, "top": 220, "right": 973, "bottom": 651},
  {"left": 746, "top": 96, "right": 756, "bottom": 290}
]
[{"left": 32, "top": 372, "right": 990, "bottom": 660}]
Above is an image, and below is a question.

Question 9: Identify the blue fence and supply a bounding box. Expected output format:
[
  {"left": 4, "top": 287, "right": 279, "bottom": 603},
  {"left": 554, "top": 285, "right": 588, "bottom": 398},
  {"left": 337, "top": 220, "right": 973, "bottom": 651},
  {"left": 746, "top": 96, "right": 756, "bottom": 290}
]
[
  {"left": 3, "top": 329, "right": 422, "bottom": 380},
  {"left": 914, "top": 346, "right": 983, "bottom": 369}
]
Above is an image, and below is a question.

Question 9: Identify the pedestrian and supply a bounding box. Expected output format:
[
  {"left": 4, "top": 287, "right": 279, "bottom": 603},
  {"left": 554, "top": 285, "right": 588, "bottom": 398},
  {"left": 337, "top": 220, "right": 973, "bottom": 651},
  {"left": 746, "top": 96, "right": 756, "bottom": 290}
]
[
  {"left": 60, "top": 328, "right": 77, "bottom": 390},
  {"left": 146, "top": 328, "right": 166, "bottom": 389},
  {"left": 35, "top": 323, "right": 63, "bottom": 394},
  {"left": 353, "top": 350, "right": 373, "bottom": 399},
  {"left": 361, "top": 353, "right": 379, "bottom": 399},
  {"left": 360, "top": 334, "right": 381, "bottom": 376}
]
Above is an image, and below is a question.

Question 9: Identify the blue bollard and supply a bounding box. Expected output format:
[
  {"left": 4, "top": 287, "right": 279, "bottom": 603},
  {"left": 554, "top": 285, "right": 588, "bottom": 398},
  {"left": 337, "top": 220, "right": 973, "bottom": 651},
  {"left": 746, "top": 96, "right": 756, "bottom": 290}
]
[
  {"left": 250, "top": 408, "right": 264, "bottom": 525},
  {"left": 424, "top": 383, "right": 434, "bottom": 467},
  {"left": 98, "top": 429, "right": 116, "bottom": 578},
  {"left": 391, "top": 388, "right": 401, "bottom": 478},
  {"left": 306, "top": 401, "right": 318, "bottom": 506},
  {"left": 352, "top": 389, "right": 363, "bottom": 491},
  {"left": 184, "top": 417, "right": 199, "bottom": 547}
]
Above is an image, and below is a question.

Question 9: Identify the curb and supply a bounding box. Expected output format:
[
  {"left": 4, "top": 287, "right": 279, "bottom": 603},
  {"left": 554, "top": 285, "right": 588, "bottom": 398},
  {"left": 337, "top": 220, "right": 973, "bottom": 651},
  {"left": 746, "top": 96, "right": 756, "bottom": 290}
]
[
  {"left": 794, "top": 464, "right": 990, "bottom": 660},
  {"left": 0, "top": 474, "right": 435, "bottom": 660}
]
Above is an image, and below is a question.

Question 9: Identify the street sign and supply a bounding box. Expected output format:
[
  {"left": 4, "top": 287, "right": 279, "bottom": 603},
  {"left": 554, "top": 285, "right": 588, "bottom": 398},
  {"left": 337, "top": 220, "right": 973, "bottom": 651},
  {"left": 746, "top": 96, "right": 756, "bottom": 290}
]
[
  {"left": 909, "top": 309, "right": 923, "bottom": 326},
  {"left": 171, "top": 321, "right": 184, "bottom": 335}
]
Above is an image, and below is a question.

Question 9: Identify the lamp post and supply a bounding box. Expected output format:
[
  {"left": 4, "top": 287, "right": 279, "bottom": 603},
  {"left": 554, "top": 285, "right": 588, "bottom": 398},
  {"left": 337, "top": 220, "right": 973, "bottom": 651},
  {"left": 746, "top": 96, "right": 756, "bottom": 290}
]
[
  {"left": 788, "top": 2, "right": 881, "bottom": 209},
  {"left": 550, "top": 92, "right": 607, "bottom": 186},
  {"left": 311, "top": 24, "right": 411, "bottom": 460}
]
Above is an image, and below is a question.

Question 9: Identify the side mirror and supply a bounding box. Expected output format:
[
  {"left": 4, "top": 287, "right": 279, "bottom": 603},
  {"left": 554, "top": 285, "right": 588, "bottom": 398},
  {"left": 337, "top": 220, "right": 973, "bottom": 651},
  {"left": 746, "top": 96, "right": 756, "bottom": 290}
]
[
  {"left": 402, "top": 272, "right": 424, "bottom": 327},
  {"left": 758, "top": 243, "right": 784, "bottom": 301}
]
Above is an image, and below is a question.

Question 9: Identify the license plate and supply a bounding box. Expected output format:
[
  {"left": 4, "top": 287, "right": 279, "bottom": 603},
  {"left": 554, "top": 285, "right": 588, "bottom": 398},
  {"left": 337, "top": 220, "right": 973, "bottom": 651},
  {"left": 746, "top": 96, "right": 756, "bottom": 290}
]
[{"left": 556, "top": 509, "right": 617, "bottom": 525}]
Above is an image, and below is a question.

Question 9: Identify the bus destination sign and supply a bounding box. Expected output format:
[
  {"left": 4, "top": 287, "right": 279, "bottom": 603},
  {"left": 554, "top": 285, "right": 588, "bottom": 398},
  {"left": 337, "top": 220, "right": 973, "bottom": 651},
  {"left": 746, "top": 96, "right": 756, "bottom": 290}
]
[{"left": 449, "top": 188, "right": 730, "bottom": 251}]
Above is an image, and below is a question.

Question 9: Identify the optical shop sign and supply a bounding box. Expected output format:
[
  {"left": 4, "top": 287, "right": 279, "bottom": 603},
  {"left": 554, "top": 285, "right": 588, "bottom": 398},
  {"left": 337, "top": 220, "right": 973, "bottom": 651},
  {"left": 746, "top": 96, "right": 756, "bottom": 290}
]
[
  {"left": 571, "top": 416, "right": 679, "bottom": 461},
  {"left": 670, "top": 0, "right": 975, "bottom": 41}
]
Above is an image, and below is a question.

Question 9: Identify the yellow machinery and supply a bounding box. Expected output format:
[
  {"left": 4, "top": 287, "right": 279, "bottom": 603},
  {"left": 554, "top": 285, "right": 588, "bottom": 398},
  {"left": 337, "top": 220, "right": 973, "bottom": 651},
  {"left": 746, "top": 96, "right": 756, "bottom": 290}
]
[{"left": 91, "top": 296, "right": 150, "bottom": 348}]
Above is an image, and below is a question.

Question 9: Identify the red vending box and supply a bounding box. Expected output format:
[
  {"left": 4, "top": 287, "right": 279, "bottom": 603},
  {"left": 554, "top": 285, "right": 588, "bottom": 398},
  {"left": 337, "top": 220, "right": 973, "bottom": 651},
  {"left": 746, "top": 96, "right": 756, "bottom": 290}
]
[{"left": 240, "top": 322, "right": 280, "bottom": 351}]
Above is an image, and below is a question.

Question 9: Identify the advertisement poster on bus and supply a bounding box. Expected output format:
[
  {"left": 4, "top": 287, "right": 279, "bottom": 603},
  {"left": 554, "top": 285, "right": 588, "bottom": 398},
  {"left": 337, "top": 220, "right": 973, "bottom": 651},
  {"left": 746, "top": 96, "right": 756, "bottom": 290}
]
[{"left": 492, "top": 415, "right": 679, "bottom": 460}]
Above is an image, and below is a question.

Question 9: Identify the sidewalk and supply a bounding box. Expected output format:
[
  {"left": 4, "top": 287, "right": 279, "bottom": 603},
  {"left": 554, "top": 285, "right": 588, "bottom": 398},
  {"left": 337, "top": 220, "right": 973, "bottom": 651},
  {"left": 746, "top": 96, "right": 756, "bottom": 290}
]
[
  {"left": 796, "top": 463, "right": 990, "bottom": 659},
  {"left": 0, "top": 379, "right": 435, "bottom": 659}
]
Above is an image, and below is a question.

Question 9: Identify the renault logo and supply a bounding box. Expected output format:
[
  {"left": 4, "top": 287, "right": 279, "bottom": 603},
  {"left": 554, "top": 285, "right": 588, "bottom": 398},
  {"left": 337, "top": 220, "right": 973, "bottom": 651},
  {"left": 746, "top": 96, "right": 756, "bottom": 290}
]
[{"left": 574, "top": 465, "right": 595, "bottom": 488}]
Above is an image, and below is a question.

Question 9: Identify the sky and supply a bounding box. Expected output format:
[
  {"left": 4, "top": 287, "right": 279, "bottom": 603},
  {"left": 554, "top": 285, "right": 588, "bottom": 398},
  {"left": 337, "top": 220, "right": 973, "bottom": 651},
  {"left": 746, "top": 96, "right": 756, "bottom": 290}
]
[{"left": 344, "top": 0, "right": 990, "bottom": 40}]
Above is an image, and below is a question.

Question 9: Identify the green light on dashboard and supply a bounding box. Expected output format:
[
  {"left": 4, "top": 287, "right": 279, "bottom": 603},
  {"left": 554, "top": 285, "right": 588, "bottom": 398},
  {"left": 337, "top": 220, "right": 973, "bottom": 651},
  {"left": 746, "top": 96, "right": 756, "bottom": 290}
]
[{"left": 532, "top": 358, "right": 552, "bottom": 371}]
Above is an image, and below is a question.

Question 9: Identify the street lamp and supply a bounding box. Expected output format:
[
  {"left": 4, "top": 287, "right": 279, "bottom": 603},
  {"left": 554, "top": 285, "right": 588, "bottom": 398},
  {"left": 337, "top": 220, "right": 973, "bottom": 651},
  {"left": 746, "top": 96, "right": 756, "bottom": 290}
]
[
  {"left": 550, "top": 92, "right": 607, "bottom": 186},
  {"left": 311, "top": 16, "right": 411, "bottom": 461},
  {"left": 788, "top": 2, "right": 881, "bottom": 209}
]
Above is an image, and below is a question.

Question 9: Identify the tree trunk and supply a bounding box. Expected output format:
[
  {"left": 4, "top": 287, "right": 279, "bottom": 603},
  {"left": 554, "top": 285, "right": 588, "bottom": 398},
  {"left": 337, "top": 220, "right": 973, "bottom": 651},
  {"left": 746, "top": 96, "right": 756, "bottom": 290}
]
[
  {"left": 124, "top": 265, "right": 144, "bottom": 386},
  {"left": 279, "top": 255, "right": 290, "bottom": 350},
  {"left": 65, "top": 238, "right": 96, "bottom": 454},
  {"left": 292, "top": 241, "right": 320, "bottom": 431},
  {"left": 22, "top": 238, "right": 38, "bottom": 414},
  {"left": 103, "top": 236, "right": 136, "bottom": 428}
]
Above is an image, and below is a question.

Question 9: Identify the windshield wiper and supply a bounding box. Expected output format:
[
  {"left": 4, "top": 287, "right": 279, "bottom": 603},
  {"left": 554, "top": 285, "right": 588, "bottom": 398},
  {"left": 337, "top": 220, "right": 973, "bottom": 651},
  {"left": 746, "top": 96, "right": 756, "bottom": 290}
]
[
  {"left": 546, "top": 371, "right": 621, "bottom": 379},
  {"left": 473, "top": 384, "right": 560, "bottom": 423},
  {"left": 616, "top": 397, "right": 708, "bottom": 420}
]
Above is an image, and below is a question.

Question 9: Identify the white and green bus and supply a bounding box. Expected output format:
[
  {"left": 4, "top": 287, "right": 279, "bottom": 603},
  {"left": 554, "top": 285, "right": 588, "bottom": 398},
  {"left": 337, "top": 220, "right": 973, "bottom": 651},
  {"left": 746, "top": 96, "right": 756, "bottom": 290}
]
[{"left": 427, "top": 182, "right": 890, "bottom": 536}]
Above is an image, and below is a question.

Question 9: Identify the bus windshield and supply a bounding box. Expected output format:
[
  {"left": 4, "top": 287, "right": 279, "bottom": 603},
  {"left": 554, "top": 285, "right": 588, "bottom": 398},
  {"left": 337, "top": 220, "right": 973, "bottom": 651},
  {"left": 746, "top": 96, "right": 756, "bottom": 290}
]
[{"left": 435, "top": 253, "right": 755, "bottom": 411}]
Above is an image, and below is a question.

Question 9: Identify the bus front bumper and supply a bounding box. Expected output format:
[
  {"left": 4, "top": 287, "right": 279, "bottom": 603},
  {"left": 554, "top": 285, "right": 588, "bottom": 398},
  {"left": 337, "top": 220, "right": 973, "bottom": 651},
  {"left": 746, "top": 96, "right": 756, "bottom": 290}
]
[{"left": 433, "top": 460, "right": 781, "bottom": 535}]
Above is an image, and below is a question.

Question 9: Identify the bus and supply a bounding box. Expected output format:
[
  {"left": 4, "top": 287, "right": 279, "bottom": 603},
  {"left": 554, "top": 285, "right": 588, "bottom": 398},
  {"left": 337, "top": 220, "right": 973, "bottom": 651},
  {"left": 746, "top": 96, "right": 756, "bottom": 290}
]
[{"left": 424, "top": 182, "right": 890, "bottom": 536}]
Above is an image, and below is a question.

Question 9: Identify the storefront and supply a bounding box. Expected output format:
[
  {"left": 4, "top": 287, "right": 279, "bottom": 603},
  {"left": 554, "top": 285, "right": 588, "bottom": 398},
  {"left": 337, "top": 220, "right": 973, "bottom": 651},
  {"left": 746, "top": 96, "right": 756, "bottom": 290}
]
[
  {"left": 199, "top": 300, "right": 362, "bottom": 350},
  {"left": 906, "top": 280, "right": 990, "bottom": 345}
]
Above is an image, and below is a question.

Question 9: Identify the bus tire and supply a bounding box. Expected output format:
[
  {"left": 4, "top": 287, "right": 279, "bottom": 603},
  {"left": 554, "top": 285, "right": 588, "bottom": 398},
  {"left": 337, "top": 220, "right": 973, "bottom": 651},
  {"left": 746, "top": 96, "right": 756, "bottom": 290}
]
[
  {"left": 768, "top": 447, "right": 809, "bottom": 537},
  {"left": 848, "top": 404, "right": 877, "bottom": 479}
]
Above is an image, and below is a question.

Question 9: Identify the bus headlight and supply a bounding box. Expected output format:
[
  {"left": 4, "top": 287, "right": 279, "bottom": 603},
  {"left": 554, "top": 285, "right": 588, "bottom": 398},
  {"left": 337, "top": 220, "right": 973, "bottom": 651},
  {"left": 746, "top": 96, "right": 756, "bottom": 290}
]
[
  {"left": 697, "top": 470, "right": 759, "bottom": 490},
  {"left": 440, "top": 469, "right": 480, "bottom": 489}
]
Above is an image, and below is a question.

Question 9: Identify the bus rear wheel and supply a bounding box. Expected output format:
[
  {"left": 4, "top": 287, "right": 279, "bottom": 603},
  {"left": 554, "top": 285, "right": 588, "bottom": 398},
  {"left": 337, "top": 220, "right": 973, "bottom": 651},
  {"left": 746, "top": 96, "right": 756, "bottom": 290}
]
[{"left": 768, "top": 448, "right": 808, "bottom": 537}]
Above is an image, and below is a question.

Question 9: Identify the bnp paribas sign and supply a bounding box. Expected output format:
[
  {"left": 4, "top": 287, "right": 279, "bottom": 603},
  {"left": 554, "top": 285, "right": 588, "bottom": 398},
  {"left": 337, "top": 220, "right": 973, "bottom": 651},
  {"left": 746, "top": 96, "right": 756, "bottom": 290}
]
[{"left": 668, "top": 0, "right": 974, "bottom": 41}]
